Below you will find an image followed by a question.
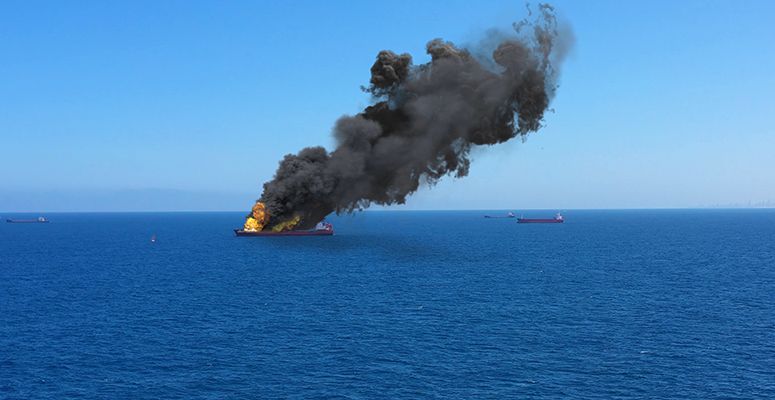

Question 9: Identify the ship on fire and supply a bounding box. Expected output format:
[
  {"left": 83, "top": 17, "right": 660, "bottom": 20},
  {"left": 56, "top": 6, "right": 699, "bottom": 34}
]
[
  {"left": 234, "top": 221, "right": 333, "bottom": 237},
  {"left": 234, "top": 201, "right": 334, "bottom": 237}
]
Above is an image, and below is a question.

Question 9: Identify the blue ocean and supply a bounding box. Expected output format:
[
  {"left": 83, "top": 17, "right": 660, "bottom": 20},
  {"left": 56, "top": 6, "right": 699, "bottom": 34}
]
[{"left": 2, "top": 210, "right": 774, "bottom": 399}]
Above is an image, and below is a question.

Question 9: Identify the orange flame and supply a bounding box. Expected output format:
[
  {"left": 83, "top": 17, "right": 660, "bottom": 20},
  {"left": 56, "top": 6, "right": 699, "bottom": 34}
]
[
  {"left": 243, "top": 201, "right": 269, "bottom": 231},
  {"left": 243, "top": 201, "right": 302, "bottom": 232}
]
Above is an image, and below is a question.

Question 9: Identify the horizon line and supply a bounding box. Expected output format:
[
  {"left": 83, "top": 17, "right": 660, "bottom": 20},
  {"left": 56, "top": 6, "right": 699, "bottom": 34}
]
[{"left": 2, "top": 206, "right": 774, "bottom": 214}]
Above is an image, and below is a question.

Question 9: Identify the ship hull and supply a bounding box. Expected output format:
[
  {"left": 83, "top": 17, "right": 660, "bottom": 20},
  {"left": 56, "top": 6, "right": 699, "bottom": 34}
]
[
  {"left": 234, "top": 229, "right": 333, "bottom": 237},
  {"left": 6, "top": 219, "right": 49, "bottom": 223},
  {"left": 517, "top": 218, "right": 563, "bottom": 224}
]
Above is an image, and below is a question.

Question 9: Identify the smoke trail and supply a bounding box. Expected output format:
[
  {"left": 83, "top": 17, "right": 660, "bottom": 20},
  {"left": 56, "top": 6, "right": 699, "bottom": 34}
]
[{"left": 256, "top": 4, "right": 570, "bottom": 229}]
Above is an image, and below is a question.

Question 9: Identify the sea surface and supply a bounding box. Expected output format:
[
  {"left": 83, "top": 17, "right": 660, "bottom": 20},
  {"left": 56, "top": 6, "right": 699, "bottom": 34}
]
[{"left": 1, "top": 210, "right": 774, "bottom": 399}]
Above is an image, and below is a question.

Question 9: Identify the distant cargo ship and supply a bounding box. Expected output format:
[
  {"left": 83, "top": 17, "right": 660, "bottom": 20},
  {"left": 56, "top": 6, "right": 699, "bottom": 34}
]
[
  {"left": 517, "top": 213, "right": 564, "bottom": 224},
  {"left": 235, "top": 221, "right": 334, "bottom": 237},
  {"left": 6, "top": 217, "right": 49, "bottom": 223},
  {"left": 484, "top": 212, "right": 516, "bottom": 219}
]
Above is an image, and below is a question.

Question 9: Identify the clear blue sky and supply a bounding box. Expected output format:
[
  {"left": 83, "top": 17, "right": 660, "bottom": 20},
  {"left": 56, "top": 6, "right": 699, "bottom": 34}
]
[{"left": 2, "top": 0, "right": 774, "bottom": 211}]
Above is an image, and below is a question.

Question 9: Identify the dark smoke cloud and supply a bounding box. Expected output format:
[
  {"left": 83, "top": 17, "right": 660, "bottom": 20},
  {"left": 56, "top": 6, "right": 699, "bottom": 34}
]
[{"left": 258, "top": 3, "right": 570, "bottom": 229}]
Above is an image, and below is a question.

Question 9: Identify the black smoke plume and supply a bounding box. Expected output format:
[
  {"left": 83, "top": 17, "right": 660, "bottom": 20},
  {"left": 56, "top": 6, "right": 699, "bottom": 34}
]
[{"left": 257, "top": 4, "right": 569, "bottom": 229}]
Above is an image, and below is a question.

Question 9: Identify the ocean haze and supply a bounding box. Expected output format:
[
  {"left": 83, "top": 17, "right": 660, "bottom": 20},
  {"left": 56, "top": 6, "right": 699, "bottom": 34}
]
[
  {"left": 0, "top": 189, "right": 256, "bottom": 212},
  {"left": 2, "top": 186, "right": 773, "bottom": 213}
]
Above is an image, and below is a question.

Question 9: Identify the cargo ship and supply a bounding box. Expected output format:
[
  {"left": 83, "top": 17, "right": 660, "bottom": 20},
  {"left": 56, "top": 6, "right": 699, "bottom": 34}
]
[
  {"left": 517, "top": 212, "right": 564, "bottom": 224},
  {"left": 6, "top": 217, "right": 49, "bottom": 223},
  {"left": 234, "top": 221, "right": 334, "bottom": 237},
  {"left": 484, "top": 212, "right": 516, "bottom": 219}
]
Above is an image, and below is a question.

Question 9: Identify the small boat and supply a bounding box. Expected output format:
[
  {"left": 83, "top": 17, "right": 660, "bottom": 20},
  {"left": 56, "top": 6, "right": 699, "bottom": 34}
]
[
  {"left": 150, "top": 234, "right": 157, "bottom": 243},
  {"left": 484, "top": 212, "right": 516, "bottom": 219},
  {"left": 235, "top": 221, "right": 334, "bottom": 237},
  {"left": 6, "top": 217, "right": 49, "bottom": 223},
  {"left": 517, "top": 212, "right": 564, "bottom": 224}
]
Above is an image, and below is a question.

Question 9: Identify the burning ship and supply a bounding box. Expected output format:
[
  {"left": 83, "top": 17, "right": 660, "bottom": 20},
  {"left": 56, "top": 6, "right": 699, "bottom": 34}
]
[
  {"left": 234, "top": 6, "right": 568, "bottom": 237},
  {"left": 234, "top": 202, "right": 333, "bottom": 237}
]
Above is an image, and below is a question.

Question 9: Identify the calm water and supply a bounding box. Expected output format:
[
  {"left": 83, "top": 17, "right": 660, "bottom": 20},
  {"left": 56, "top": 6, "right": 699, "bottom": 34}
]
[{"left": 1, "top": 210, "right": 774, "bottom": 399}]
